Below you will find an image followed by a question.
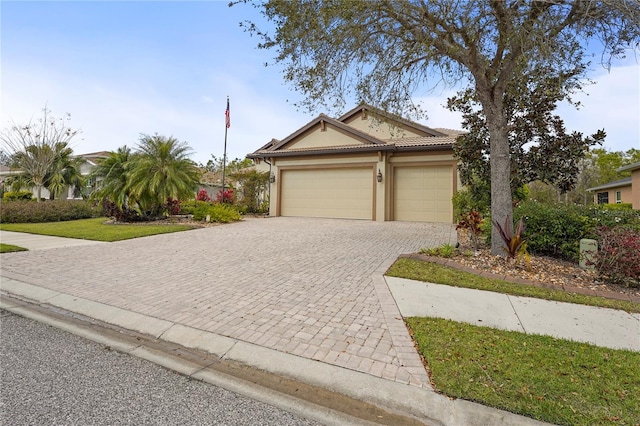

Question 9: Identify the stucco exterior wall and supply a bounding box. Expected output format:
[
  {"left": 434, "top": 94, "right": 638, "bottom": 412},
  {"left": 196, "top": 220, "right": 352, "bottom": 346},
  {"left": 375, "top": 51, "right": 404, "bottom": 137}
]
[
  {"left": 342, "top": 114, "right": 423, "bottom": 140},
  {"left": 631, "top": 169, "right": 640, "bottom": 209},
  {"left": 286, "top": 126, "right": 374, "bottom": 150}
]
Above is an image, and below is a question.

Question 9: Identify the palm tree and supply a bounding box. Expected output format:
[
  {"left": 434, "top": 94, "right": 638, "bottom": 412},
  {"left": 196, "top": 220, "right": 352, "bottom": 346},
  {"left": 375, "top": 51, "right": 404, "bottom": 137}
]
[
  {"left": 45, "top": 142, "right": 86, "bottom": 199},
  {"left": 90, "top": 146, "right": 133, "bottom": 209},
  {"left": 0, "top": 108, "right": 80, "bottom": 202},
  {"left": 127, "top": 134, "right": 200, "bottom": 217}
]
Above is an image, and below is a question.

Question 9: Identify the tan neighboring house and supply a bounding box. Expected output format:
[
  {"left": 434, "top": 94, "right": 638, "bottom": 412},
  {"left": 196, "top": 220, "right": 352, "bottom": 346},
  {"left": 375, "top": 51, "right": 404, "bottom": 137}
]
[
  {"left": 247, "top": 104, "right": 462, "bottom": 223},
  {"left": 587, "top": 161, "right": 640, "bottom": 208}
]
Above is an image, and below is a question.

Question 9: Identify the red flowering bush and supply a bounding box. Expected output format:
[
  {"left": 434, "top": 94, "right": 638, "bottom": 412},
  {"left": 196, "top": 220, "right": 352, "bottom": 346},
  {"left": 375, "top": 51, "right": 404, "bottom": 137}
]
[
  {"left": 165, "top": 198, "right": 181, "bottom": 215},
  {"left": 216, "top": 188, "right": 234, "bottom": 204},
  {"left": 196, "top": 188, "right": 211, "bottom": 202},
  {"left": 591, "top": 226, "right": 640, "bottom": 288}
]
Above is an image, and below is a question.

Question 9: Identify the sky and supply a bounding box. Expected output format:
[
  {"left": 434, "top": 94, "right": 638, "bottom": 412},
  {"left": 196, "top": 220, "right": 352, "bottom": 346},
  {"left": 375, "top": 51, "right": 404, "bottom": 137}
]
[{"left": 1, "top": 1, "right": 639, "bottom": 166}]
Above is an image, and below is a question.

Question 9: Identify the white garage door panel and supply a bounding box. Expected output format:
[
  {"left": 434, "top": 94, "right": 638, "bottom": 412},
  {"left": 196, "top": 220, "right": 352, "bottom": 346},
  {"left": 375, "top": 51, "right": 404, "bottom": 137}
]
[
  {"left": 281, "top": 168, "right": 373, "bottom": 219},
  {"left": 394, "top": 166, "right": 453, "bottom": 222}
]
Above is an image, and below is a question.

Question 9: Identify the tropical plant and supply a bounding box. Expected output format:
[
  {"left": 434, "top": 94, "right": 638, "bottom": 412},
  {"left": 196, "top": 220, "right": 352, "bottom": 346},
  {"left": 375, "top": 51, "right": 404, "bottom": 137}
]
[
  {"left": 0, "top": 107, "right": 80, "bottom": 202},
  {"left": 90, "top": 146, "right": 133, "bottom": 210},
  {"left": 126, "top": 134, "right": 200, "bottom": 217},
  {"left": 196, "top": 188, "right": 211, "bottom": 202},
  {"left": 456, "top": 211, "right": 484, "bottom": 253},
  {"left": 44, "top": 142, "right": 86, "bottom": 199},
  {"left": 216, "top": 188, "right": 234, "bottom": 204},
  {"left": 493, "top": 216, "right": 529, "bottom": 267}
]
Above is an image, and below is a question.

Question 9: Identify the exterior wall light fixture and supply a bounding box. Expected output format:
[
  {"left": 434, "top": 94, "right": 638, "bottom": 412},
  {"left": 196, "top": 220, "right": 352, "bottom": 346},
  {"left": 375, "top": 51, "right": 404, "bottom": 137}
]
[
  {"left": 270, "top": 172, "right": 276, "bottom": 183},
  {"left": 377, "top": 169, "right": 383, "bottom": 183}
]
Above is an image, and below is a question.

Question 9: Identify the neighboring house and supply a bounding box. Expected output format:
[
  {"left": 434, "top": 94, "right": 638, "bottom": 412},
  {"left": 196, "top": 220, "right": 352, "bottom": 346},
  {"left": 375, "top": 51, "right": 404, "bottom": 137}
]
[
  {"left": 0, "top": 151, "right": 110, "bottom": 200},
  {"left": 587, "top": 161, "right": 640, "bottom": 208},
  {"left": 247, "top": 104, "right": 462, "bottom": 223}
]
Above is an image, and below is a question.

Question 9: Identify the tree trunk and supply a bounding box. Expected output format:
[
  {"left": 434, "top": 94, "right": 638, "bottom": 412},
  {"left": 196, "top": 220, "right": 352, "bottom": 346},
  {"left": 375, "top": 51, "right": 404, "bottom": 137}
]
[{"left": 486, "top": 113, "right": 513, "bottom": 256}]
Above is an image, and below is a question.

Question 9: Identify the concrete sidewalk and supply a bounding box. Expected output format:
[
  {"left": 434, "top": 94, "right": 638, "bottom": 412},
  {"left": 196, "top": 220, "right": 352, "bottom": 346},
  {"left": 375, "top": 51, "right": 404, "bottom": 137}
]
[
  {"left": 0, "top": 230, "right": 105, "bottom": 250},
  {"left": 386, "top": 276, "right": 640, "bottom": 352}
]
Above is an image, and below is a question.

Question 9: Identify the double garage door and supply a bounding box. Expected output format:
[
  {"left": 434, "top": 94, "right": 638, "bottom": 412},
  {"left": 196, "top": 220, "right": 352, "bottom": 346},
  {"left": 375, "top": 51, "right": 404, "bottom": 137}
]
[
  {"left": 280, "top": 167, "right": 374, "bottom": 220},
  {"left": 279, "top": 165, "right": 454, "bottom": 222}
]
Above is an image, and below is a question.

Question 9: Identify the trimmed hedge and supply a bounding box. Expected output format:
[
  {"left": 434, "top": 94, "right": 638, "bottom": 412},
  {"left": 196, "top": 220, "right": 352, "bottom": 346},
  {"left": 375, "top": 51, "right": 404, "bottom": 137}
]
[
  {"left": 0, "top": 200, "right": 100, "bottom": 223},
  {"left": 514, "top": 201, "right": 640, "bottom": 262},
  {"left": 3, "top": 191, "right": 34, "bottom": 201},
  {"left": 192, "top": 202, "right": 241, "bottom": 223}
]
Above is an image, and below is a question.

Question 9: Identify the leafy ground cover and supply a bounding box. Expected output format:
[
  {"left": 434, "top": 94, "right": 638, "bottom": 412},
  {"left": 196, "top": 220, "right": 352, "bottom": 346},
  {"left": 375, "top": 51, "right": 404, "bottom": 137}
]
[
  {"left": 407, "top": 317, "right": 640, "bottom": 426},
  {"left": 387, "top": 257, "right": 639, "bottom": 313},
  {"left": 0, "top": 218, "right": 196, "bottom": 242},
  {"left": 0, "top": 243, "right": 28, "bottom": 253}
]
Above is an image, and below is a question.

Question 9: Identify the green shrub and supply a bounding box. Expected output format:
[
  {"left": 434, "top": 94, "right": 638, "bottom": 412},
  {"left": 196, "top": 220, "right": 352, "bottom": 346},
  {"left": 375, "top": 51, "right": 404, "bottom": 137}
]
[
  {"left": 514, "top": 201, "right": 640, "bottom": 262},
  {"left": 178, "top": 200, "right": 209, "bottom": 215},
  {"left": 0, "top": 200, "right": 100, "bottom": 223},
  {"left": 453, "top": 189, "right": 489, "bottom": 219},
  {"left": 2, "top": 190, "right": 34, "bottom": 201},
  {"left": 514, "top": 201, "right": 588, "bottom": 261},
  {"left": 192, "top": 202, "right": 241, "bottom": 223}
]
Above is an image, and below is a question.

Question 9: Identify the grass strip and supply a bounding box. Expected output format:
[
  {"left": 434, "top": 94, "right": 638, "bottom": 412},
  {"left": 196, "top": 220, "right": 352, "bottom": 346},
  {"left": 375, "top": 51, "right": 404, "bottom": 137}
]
[
  {"left": 407, "top": 317, "right": 640, "bottom": 426},
  {"left": 387, "top": 258, "right": 639, "bottom": 313},
  {"left": 0, "top": 243, "right": 28, "bottom": 253},
  {"left": 0, "top": 218, "right": 196, "bottom": 242}
]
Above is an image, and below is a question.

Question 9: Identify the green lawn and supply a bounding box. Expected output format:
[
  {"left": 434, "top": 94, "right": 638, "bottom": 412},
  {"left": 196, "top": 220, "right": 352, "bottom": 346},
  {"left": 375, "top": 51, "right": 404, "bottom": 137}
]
[
  {"left": 0, "top": 243, "right": 28, "bottom": 253},
  {"left": 408, "top": 317, "right": 640, "bottom": 426},
  {"left": 0, "top": 218, "right": 196, "bottom": 242},
  {"left": 387, "top": 257, "right": 640, "bottom": 313}
]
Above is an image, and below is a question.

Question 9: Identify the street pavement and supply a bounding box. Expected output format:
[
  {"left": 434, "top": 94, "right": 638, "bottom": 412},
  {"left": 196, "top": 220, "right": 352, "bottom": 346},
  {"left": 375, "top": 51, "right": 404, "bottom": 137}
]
[
  {"left": 1, "top": 218, "right": 638, "bottom": 425},
  {"left": 1, "top": 310, "right": 323, "bottom": 426}
]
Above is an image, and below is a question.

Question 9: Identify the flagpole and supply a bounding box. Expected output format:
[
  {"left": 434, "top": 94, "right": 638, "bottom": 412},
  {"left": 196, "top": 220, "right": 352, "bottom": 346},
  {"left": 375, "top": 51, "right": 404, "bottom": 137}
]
[{"left": 221, "top": 96, "right": 229, "bottom": 200}]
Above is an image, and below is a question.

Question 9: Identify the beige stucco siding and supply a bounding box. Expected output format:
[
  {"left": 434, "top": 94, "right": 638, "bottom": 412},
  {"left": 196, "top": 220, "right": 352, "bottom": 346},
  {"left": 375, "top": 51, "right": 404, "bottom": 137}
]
[
  {"left": 593, "top": 185, "right": 633, "bottom": 205},
  {"left": 632, "top": 169, "right": 640, "bottom": 209},
  {"left": 279, "top": 167, "right": 374, "bottom": 219},
  {"left": 343, "top": 115, "right": 423, "bottom": 140},
  {"left": 392, "top": 165, "right": 454, "bottom": 222},
  {"left": 285, "top": 126, "right": 371, "bottom": 150}
]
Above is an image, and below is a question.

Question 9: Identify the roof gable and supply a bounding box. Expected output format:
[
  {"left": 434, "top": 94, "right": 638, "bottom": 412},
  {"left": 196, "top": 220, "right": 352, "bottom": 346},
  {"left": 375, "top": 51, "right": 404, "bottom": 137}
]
[
  {"left": 338, "top": 104, "right": 448, "bottom": 139},
  {"left": 269, "top": 114, "right": 385, "bottom": 152}
]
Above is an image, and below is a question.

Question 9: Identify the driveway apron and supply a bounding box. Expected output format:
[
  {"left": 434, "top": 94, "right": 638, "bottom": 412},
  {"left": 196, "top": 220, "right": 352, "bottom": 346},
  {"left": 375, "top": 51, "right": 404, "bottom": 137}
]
[{"left": 0, "top": 217, "right": 456, "bottom": 387}]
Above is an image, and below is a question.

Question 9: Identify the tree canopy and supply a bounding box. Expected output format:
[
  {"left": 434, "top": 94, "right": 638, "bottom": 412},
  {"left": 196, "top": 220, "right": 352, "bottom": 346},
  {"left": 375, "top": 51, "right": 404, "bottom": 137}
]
[{"left": 240, "top": 0, "right": 640, "bottom": 254}]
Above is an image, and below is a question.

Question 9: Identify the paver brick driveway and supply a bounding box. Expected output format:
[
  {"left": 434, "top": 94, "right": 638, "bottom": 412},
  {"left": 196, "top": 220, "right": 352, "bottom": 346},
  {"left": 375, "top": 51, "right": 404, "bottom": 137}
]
[{"left": 1, "top": 217, "right": 456, "bottom": 387}]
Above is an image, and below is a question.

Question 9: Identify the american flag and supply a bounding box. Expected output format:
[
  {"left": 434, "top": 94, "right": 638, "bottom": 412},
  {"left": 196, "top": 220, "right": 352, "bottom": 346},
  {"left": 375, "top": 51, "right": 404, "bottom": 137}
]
[{"left": 225, "top": 98, "right": 231, "bottom": 129}]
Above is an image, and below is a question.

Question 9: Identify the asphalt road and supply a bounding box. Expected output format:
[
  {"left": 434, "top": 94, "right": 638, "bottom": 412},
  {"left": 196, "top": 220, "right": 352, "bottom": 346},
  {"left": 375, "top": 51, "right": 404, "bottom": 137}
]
[{"left": 0, "top": 310, "right": 321, "bottom": 426}]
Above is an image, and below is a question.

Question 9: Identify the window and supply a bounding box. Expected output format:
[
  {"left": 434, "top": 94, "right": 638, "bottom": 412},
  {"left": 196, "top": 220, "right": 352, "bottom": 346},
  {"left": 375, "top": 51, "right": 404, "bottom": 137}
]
[
  {"left": 616, "top": 191, "right": 622, "bottom": 204},
  {"left": 597, "top": 192, "right": 609, "bottom": 204}
]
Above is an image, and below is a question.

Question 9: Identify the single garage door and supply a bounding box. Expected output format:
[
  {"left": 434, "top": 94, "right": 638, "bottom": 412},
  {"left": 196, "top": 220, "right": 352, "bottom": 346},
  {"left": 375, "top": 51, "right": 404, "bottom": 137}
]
[
  {"left": 394, "top": 165, "right": 453, "bottom": 222},
  {"left": 280, "top": 168, "right": 373, "bottom": 219}
]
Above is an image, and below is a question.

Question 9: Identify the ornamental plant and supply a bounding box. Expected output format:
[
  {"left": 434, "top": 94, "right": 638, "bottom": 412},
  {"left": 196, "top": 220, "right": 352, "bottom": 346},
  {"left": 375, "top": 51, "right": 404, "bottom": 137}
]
[
  {"left": 590, "top": 226, "right": 640, "bottom": 288},
  {"left": 493, "top": 215, "right": 530, "bottom": 268},
  {"left": 456, "top": 210, "right": 484, "bottom": 253},
  {"left": 196, "top": 188, "right": 211, "bottom": 202},
  {"left": 165, "top": 197, "right": 181, "bottom": 215},
  {"left": 216, "top": 188, "right": 234, "bottom": 204}
]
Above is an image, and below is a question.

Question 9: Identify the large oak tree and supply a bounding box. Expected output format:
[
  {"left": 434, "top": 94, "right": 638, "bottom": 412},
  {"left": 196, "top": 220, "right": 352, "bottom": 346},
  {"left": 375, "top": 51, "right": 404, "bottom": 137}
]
[{"left": 238, "top": 0, "right": 640, "bottom": 254}]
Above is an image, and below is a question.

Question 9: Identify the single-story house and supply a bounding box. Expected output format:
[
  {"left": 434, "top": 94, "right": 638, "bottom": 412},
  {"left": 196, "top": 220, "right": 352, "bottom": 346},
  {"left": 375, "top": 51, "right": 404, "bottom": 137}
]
[
  {"left": 0, "top": 151, "right": 109, "bottom": 200},
  {"left": 247, "top": 104, "right": 462, "bottom": 223},
  {"left": 587, "top": 161, "right": 640, "bottom": 208}
]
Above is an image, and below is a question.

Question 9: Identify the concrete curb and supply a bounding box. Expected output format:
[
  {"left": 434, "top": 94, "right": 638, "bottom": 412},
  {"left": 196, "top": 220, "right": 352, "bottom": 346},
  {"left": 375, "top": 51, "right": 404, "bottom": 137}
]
[{"left": 1, "top": 276, "right": 549, "bottom": 426}]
